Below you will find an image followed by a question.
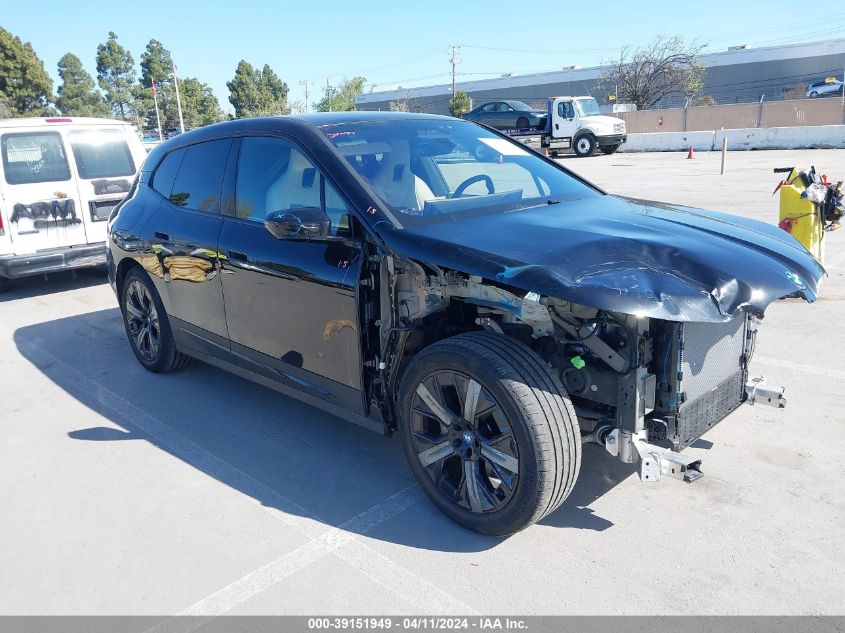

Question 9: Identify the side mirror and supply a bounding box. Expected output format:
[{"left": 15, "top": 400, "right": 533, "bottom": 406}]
[{"left": 265, "top": 207, "right": 330, "bottom": 240}]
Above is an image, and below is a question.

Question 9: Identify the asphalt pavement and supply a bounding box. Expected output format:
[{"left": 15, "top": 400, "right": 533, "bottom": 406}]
[{"left": 1, "top": 148, "right": 843, "bottom": 616}]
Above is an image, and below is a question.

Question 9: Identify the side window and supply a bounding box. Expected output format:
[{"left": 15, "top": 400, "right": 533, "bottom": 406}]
[
  {"left": 566, "top": 102, "right": 575, "bottom": 118},
  {"left": 1, "top": 132, "right": 71, "bottom": 185},
  {"left": 168, "top": 140, "right": 231, "bottom": 212},
  {"left": 235, "top": 136, "right": 351, "bottom": 235},
  {"left": 499, "top": 103, "right": 514, "bottom": 112},
  {"left": 480, "top": 103, "right": 496, "bottom": 113},
  {"left": 151, "top": 148, "right": 185, "bottom": 198}
]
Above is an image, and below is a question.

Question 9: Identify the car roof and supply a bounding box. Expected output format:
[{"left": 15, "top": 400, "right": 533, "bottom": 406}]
[
  {"left": 0, "top": 116, "right": 135, "bottom": 129},
  {"left": 142, "top": 111, "right": 463, "bottom": 168}
]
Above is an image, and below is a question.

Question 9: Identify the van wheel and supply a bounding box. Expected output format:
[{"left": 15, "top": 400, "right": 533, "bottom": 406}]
[
  {"left": 573, "top": 133, "right": 596, "bottom": 157},
  {"left": 600, "top": 144, "right": 620, "bottom": 155},
  {"left": 120, "top": 267, "right": 191, "bottom": 373},
  {"left": 516, "top": 117, "right": 530, "bottom": 130},
  {"left": 398, "top": 332, "right": 581, "bottom": 536}
]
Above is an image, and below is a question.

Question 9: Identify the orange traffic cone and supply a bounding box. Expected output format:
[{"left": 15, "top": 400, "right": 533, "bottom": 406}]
[
  {"left": 544, "top": 148, "right": 549, "bottom": 157},
  {"left": 687, "top": 145, "right": 694, "bottom": 159}
]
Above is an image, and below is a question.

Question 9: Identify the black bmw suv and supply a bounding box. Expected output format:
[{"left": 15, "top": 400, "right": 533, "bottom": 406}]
[{"left": 108, "top": 112, "right": 823, "bottom": 535}]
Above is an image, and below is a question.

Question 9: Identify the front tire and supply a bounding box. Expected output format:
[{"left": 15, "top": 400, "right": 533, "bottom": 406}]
[
  {"left": 600, "top": 144, "right": 620, "bottom": 155},
  {"left": 573, "top": 133, "right": 596, "bottom": 157},
  {"left": 120, "top": 267, "right": 191, "bottom": 373},
  {"left": 398, "top": 332, "right": 581, "bottom": 535},
  {"left": 515, "top": 117, "right": 530, "bottom": 130}
]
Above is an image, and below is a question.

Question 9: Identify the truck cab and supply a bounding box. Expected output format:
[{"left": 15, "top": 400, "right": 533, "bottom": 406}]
[{"left": 548, "top": 96, "right": 627, "bottom": 156}]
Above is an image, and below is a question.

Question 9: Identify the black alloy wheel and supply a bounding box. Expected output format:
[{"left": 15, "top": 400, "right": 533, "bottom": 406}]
[
  {"left": 120, "top": 267, "right": 191, "bottom": 373},
  {"left": 399, "top": 332, "right": 580, "bottom": 535},
  {"left": 124, "top": 278, "right": 161, "bottom": 363},
  {"left": 409, "top": 369, "right": 520, "bottom": 514}
]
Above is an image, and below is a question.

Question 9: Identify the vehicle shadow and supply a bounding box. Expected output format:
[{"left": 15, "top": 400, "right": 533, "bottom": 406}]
[
  {"left": 0, "top": 267, "right": 108, "bottom": 302},
  {"left": 14, "top": 308, "right": 627, "bottom": 552}
]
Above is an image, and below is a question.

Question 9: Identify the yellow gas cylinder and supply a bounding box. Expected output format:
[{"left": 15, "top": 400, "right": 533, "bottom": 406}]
[{"left": 778, "top": 168, "right": 824, "bottom": 263}]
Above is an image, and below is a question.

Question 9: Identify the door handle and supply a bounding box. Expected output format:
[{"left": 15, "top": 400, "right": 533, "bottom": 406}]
[
  {"left": 154, "top": 231, "right": 170, "bottom": 241},
  {"left": 228, "top": 250, "right": 248, "bottom": 262},
  {"left": 555, "top": 124, "right": 559, "bottom": 130}
]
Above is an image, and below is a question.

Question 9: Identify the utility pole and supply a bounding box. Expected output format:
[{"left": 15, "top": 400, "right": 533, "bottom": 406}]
[
  {"left": 449, "top": 45, "right": 461, "bottom": 99},
  {"left": 171, "top": 55, "right": 185, "bottom": 134},
  {"left": 151, "top": 79, "right": 163, "bottom": 142},
  {"left": 326, "top": 77, "right": 332, "bottom": 112},
  {"left": 300, "top": 80, "right": 312, "bottom": 113}
]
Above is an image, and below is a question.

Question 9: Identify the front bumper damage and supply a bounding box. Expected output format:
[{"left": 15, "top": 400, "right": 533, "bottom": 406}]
[{"left": 584, "top": 374, "right": 786, "bottom": 484}]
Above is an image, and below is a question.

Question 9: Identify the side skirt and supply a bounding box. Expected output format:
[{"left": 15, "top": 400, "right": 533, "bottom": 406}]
[{"left": 183, "top": 347, "right": 389, "bottom": 436}]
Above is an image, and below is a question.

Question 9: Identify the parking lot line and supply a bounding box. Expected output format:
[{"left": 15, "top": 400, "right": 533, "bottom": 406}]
[{"left": 11, "top": 328, "right": 476, "bottom": 618}]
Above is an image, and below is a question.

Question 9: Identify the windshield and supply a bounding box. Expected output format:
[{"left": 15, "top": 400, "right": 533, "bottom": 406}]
[
  {"left": 320, "top": 119, "right": 598, "bottom": 227},
  {"left": 574, "top": 98, "right": 601, "bottom": 117},
  {"left": 69, "top": 129, "right": 136, "bottom": 179}
]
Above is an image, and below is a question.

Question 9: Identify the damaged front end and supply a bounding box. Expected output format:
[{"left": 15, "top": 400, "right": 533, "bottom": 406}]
[{"left": 380, "top": 258, "right": 793, "bottom": 484}]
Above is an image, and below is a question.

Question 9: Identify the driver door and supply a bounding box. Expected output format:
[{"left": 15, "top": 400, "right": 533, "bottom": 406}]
[
  {"left": 217, "top": 135, "right": 366, "bottom": 413},
  {"left": 552, "top": 100, "right": 578, "bottom": 143}
]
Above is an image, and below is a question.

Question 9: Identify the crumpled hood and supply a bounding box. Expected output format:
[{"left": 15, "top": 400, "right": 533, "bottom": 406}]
[{"left": 380, "top": 195, "right": 826, "bottom": 322}]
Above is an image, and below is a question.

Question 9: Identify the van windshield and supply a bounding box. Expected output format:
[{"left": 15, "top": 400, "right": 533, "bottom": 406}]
[
  {"left": 320, "top": 118, "right": 598, "bottom": 227},
  {"left": 69, "top": 129, "right": 136, "bottom": 179}
]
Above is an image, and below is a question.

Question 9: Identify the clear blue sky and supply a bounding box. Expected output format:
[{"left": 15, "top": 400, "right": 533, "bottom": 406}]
[{"left": 4, "top": 0, "right": 845, "bottom": 113}]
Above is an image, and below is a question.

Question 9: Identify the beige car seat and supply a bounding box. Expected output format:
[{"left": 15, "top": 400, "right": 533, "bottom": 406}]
[
  {"left": 368, "top": 140, "right": 436, "bottom": 211},
  {"left": 265, "top": 148, "right": 321, "bottom": 213}
]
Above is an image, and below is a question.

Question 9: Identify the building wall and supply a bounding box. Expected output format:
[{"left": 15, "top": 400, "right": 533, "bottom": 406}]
[{"left": 355, "top": 39, "right": 845, "bottom": 115}]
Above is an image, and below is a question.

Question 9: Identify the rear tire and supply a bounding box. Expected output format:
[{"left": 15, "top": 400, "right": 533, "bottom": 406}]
[
  {"left": 600, "top": 144, "right": 620, "bottom": 155},
  {"left": 120, "top": 267, "right": 191, "bottom": 373},
  {"left": 398, "top": 332, "right": 581, "bottom": 535},
  {"left": 809, "top": 91, "right": 819, "bottom": 98},
  {"left": 573, "top": 133, "right": 596, "bottom": 157},
  {"left": 0, "top": 277, "right": 8, "bottom": 293},
  {"left": 516, "top": 117, "right": 530, "bottom": 130}
]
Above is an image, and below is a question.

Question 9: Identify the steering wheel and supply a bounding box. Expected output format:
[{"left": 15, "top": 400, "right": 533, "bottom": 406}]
[{"left": 452, "top": 174, "right": 495, "bottom": 198}]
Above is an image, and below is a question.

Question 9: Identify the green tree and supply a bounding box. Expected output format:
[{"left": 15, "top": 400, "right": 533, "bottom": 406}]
[
  {"left": 179, "top": 77, "right": 224, "bottom": 127},
  {"left": 0, "top": 27, "right": 54, "bottom": 116},
  {"left": 140, "top": 39, "right": 175, "bottom": 129},
  {"left": 599, "top": 35, "right": 706, "bottom": 110},
  {"left": 315, "top": 76, "right": 366, "bottom": 112},
  {"left": 226, "top": 60, "right": 289, "bottom": 118},
  {"left": 56, "top": 53, "right": 108, "bottom": 117},
  {"left": 449, "top": 90, "right": 471, "bottom": 117},
  {"left": 96, "top": 31, "right": 137, "bottom": 119}
]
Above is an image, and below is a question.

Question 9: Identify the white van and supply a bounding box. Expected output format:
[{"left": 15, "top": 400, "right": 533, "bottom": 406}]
[{"left": 0, "top": 117, "right": 147, "bottom": 290}]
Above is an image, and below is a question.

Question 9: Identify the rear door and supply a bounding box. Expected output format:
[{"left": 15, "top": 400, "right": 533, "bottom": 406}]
[
  {"left": 0, "top": 129, "right": 87, "bottom": 254},
  {"left": 68, "top": 125, "right": 143, "bottom": 246}
]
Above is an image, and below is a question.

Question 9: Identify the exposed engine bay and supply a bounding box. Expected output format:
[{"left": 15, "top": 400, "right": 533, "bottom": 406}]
[{"left": 369, "top": 255, "right": 786, "bottom": 482}]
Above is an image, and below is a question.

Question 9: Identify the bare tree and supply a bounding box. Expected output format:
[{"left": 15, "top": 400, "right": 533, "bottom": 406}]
[{"left": 600, "top": 35, "right": 706, "bottom": 110}]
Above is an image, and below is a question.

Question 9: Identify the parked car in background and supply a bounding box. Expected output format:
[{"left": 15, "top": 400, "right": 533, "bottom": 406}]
[
  {"left": 806, "top": 78, "right": 843, "bottom": 97},
  {"left": 0, "top": 117, "right": 147, "bottom": 291},
  {"left": 462, "top": 100, "right": 548, "bottom": 130},
  {"left": 108, "top": 112, "right": 822, "bottom": 535}
]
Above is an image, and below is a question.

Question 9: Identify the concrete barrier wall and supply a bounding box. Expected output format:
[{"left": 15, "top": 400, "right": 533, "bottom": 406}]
[
  {"left": 621, "top": 131, "right": 716, "bottom": 152},
  {"left": 620, "top": 125, "right": 845, "bottom": 152}
]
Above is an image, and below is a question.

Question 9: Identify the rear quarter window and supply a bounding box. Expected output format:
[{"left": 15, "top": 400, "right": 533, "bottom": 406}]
[
  {"left": 1, "top": 132, "right": 71, "bottom": 185},
  {"left": 154, "top": 140, "right": 231, "bottom": 212}
]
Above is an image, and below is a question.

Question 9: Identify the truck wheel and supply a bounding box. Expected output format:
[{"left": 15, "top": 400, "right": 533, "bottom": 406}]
[
  {"left": 516, "top": 117, "right": 530, "bottom": 130},
  {"left": 573, "top": 133, "right": 596, "bottom": 157},
  {"left": 600, "top": 144, "right": 620, "bottom": 155},
  {"left": 398, "top": 332, "right": 581, "bottom": 535},
  {"left": 120, "top": 267, "right": 191, "bottom": 373}
]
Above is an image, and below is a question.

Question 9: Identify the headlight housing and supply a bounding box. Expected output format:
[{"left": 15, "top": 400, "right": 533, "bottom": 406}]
[{"left": 614, "top": 122, "right": 626, "bottom": 134}]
